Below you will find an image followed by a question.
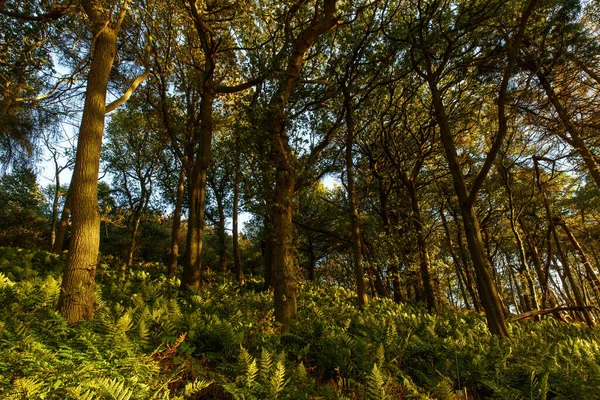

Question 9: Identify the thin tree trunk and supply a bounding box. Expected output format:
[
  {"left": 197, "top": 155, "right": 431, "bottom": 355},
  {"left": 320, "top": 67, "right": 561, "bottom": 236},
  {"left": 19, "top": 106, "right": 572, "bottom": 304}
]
[
  {"left": 400, "top": 174, "right": 435, "bottom": 311},
  {"left": 342, "top": 85, "right": 368, "bottom": 309},
  {"left": 50, "top": 170, "right": 61, "bottom": 249},
  {"left": 168, "top": 167, "right": 185, "bottom": 278},
  {"left": 126, "top": 208, "right": 143, "bottom": 268},
  {"left": 440, "top": 203, "right": 471, "bottom": 309},
  {"left": 556, "top": 219, "right": 600, "bottom": 302},
  {"left": 233, "top": 148, "right": 244, "bottom": 284},
  {"left": 53, "top": 185, "right": 72, "bottom": 254},
  {"left": 429, "top": 77, "right": 508, "bottom": 336},
  {"left": 534, "top": 158, "right": 594, "bottom": 326},
  {"left": 58, "top": 12, "right": 119, "bottom": 324},
  {"left": 216, "top": 194, "right": 228, "bottom": 272}
]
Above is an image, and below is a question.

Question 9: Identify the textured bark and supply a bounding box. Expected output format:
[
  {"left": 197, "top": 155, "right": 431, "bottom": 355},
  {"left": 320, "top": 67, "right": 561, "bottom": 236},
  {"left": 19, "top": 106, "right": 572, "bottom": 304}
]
[
  {"left": 182, "top": 160, "right": 208, "bottom": 290},
  {"left": 58, "top": 6, "right": 119, "bottom": 324},
  {"left": 168, "top": 167, "right": 186, "bottom": 278}
]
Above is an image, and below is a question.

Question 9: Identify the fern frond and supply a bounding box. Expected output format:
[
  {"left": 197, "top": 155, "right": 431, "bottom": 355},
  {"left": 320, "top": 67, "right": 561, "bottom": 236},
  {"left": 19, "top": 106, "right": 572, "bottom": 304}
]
[
  {"left": 100, "top": 378, "right": 133, "bottom": 400},
  {"left": 184, "top": 379, "right": 211, "bottom": 396},
  {"left": 366, "top": 364, "right": 388, "bottom": 400},
  {"left": 260, "top": 348, "right": 273, "bottom": 382},
  {"left": 269, "top": 358, "right": 286, "bottom": 399}
]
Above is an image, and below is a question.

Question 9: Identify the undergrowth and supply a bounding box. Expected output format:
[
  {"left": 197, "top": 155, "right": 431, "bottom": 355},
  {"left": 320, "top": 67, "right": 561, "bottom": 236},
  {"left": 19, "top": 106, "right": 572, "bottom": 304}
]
[{"left": 1, "top": 247, "right": 599, "bottom": 399}]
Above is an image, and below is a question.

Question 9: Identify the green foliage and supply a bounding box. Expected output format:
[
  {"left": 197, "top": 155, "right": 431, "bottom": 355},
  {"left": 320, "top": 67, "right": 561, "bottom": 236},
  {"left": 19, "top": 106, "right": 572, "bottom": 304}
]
[
  {"left": 0, "top": 169, "right": 49, "bottom": 248},
  {"left": 2, "top": 247, "right": 600, "bottom": 399}
]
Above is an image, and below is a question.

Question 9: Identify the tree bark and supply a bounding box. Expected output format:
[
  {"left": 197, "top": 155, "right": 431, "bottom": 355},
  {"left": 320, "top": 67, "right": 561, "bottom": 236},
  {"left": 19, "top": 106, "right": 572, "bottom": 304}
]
[
  {"left": 168, "top": 167, "right": 185, "bottom": 278},
  {"left": 58, "top": 6, "right": 120, "bottom": 324}
]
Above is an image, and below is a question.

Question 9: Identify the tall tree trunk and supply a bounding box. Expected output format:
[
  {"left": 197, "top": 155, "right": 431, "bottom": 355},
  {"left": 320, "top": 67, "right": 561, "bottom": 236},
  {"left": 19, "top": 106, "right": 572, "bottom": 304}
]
[
  {"left": 556, "top": 219, "right": 600, "bottom": 302},
  {"left": 500, "top": 166, "right": 539, "bottom": 311},
  {"left": 181, "top": 1, "right": 216, "bottom": 290},
  {"left": 53, "top": 184, "right": 72, "bottom": 253},
  {"left": 233, "top": 149, "right": 244, "bottom": 284},
  {"left": 263, "top": 216, "right": 274, "bottom": 290},
  {"left": 429, "top": 79, "right": 508, "bottom": 336},
  {"left": 264, "top": 0, "right": 339, "bottom": 328},
  {"left": 342, "top": 85, "right": 368, "bottom": 309},
  {"left": 182, "top": 159, "right": 208, "bottom": 289},
  {"left": 440, "top": 203, "right": 471, "bottom": 309},
  {"left": 216, "top": 194, "right": 228, "bottom": 272},
  {"left": 518, "top": 215, "right": 554, "bottom": 308},
  {"left": 168, "top": 167, "right": 185, "bottom": 278},
  {"left": 269, "top": 143, "right": 297, "bottom": 326},
  {"left": 126, "top": 207, "right": 143, "bottom": 268},
  {"left": 534, "top": 158, "right": 594, "bottom": 326},
  {"left": 181, "top": 83, "right": 214, "bottom": 290},
  {"left": 58, "top": 14, "right": 119, "bottom": 324},
  {"left": 401, "top": 174, "right": 435, "bottom": 311}
]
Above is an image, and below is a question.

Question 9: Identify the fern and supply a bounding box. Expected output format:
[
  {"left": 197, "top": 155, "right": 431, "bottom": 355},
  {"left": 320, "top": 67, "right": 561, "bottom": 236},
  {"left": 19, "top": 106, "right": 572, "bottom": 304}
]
[
  {"left": 366, "top": 364, "right": 388, "bottom": 400},
  {"left": 260, "top": 348, "right": 273, "bottom": 382},
  {"left": 183, "top": 379, "right": 211, "bottom": 396},
  {"left": 269, "top": 358, "right": 287, "bottom": 399}
]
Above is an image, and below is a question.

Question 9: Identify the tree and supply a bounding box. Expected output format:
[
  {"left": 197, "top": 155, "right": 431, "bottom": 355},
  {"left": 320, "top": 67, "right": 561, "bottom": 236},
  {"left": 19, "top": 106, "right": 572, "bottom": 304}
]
[
  {"left": 0, "top": 167, "right": 49, "bottom": 248},
  {"left": 58, "top": 0, "right": 150, "bottom": 324}
]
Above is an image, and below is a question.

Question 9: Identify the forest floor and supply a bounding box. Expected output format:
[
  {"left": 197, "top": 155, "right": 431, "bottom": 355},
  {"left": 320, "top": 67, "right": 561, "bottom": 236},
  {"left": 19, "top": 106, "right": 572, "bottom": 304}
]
[{"left": 1, "top": 247, "right": 599, "bottom": 399}]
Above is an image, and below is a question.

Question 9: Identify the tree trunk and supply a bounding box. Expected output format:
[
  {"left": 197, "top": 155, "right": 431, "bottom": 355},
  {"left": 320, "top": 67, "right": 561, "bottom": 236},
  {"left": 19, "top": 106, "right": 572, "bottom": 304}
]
[
  {"left": 53, "top": 185, "right": 72, "bottom": 253},
  {"left": 343, "top": 86, "right": 368, "bottom": 309},
  {"left": 181, "top": 82, "right": 214, "bottom": 290},
  {"left": 500, "top": 166, "right": 539, "bottom": 311},
  {"left": 264, "top": 0, "right": 339, "bottom": 328},
  {"left": 270, "top": 144, "right": 297, "bottom": 326},
  {"left": 50, "top": 171, "right": 61, "bottom": 249},
  {"left": 58, "top": 19, "right": 118, "bottom": 324},
  {"left": 556, "top": 219, "right": 600, "bottom": 302},
  {"left": 168, "top": 167, "right": 185, "bottom": 278},
  {"left": 401, "top": 174, "right": 435, "bottom": 311},
  {"left": 233, "top": 151, "right": 244, "bottom": 284},
  {"left": 429, "top": 79, "right": 508, "bottom": 337},
  {"left": 534, "top": 158, "right": 594, "bottom": 326},
  {"left": 440, "top": 204, "right": 471, "bottom": 309},
  {"left": 126, "top": 207, "right": 143, "bottom": 268},
  {"left": 217, "top": 194, "right": 228, "bottom": 272}
]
